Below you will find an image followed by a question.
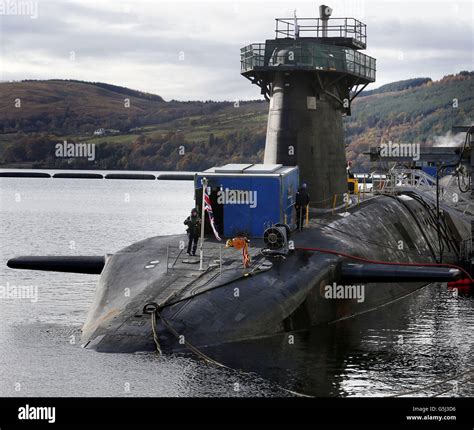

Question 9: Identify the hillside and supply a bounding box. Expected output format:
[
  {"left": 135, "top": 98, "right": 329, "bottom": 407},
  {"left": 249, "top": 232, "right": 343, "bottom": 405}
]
[
  {"left": 0, "top": 79, "right": 230, "bottom": 134},
  {"left": 0, "top": 72, "right": 472, "bottom": 171},
  {"left": 357, "top": 77, "right": 432, "bottom": 98},
  {"left": 346, "top": 71, "right": 473, "bottom": 170}
]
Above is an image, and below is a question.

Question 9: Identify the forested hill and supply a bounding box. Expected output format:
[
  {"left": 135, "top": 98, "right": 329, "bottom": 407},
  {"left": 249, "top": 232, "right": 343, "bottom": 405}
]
[
  {"left": 345, "top": 71, "right": 473, "bottom": 170},
  {"left": 0, "top": 72, "right": 472, "bottom": 171}
]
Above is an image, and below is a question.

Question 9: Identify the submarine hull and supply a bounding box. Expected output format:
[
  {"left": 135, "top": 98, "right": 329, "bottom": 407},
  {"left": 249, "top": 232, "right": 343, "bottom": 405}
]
[{"left": 81, "top": 194, "right": 469, "bottom": 353}]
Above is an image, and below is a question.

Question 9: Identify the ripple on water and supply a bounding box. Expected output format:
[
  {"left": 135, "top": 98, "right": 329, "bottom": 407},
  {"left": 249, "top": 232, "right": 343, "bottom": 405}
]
[{"left": 1, "top": 178, "right": 473, "bottom": 397}]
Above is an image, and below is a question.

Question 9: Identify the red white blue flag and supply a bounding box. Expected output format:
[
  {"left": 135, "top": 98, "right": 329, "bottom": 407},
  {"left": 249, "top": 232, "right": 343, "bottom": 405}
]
[{"left": 204, "top": 189, "right": 221, "bottom": 241}]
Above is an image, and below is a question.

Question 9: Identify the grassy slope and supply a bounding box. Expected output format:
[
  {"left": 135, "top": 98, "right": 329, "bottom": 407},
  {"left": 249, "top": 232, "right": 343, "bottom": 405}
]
[
  {"left": 0, "top": 80, "right": 161, "bottom": 118},
  {"left": 0, "top": 73, "right": 472, "bottom": 170}
]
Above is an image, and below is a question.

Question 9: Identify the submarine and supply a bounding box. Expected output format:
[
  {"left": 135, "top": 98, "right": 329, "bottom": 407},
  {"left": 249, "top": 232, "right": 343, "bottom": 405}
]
[{"left": 7, "top": 6, "right": 474, "bottom": 355}]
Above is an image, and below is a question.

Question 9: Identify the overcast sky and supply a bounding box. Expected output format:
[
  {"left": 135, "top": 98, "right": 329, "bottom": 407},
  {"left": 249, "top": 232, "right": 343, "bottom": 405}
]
[{"left": 0, "top": 0, "right": 472, "bottom": 101}]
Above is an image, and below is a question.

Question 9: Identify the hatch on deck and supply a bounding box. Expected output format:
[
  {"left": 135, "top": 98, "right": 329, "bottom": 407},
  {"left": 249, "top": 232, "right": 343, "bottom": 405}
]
[{"left": 195, "top": 164, "right": 299, "bottom": 238}]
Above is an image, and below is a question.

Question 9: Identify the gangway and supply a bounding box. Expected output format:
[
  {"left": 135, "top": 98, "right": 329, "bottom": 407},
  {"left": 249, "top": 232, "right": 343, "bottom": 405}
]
[{"left": 375, "top": 169, "right": 474, "bottom": 217}]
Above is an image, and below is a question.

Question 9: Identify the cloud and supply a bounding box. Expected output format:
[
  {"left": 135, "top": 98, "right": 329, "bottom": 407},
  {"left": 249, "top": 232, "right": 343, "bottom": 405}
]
[{"left": 0, "top": 0, "right": 472, "bottom": 100}]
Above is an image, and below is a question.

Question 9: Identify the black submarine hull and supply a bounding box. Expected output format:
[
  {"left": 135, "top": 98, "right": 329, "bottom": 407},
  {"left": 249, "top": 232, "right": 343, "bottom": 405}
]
[{"left": 81, "top": 194, "right": 469, "bottom": 353}]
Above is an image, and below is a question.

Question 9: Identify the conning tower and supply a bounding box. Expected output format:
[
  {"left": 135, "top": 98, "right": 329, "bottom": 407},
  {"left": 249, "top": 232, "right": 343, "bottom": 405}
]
[{"left": 241, "top": 5, "right": 376, "bottom": 209}]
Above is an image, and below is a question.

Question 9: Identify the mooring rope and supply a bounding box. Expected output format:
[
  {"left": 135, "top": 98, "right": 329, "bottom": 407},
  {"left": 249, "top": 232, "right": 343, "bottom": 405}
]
[
  {"left": 156, "top": 309, "right": 227, "bottom": 369},
  {"left": 150, "top": 309, "right": 162, "bottom": 355},
  {"left": 391, "top": 368, "right": 474, "bottom": 397},
  {"left": 145, "top": 304, "right": 312, "bottom": 398},
  {"left": 431, "top": 376, "right": 474, "bottom": 397}
]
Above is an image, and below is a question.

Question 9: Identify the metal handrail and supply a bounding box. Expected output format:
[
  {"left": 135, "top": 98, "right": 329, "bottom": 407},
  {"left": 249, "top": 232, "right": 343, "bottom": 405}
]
[
  {"left": 275, "top": 17, "right": 367, "bottom": 46},
  {"left": 240, "top": 43, "right": 376, "bottom": 81},
  {"left": 376, "top": 169, "right": 474, "bottom": 216}
]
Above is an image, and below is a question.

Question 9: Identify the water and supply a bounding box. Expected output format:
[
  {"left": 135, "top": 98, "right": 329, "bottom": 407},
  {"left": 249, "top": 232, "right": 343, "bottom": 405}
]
[{"left": 0, "top": 177, "right": 472, "bottom": 397}]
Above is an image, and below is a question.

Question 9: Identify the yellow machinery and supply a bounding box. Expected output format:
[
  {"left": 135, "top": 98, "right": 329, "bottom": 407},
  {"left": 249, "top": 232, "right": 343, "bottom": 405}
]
[{"left": 347, "top": 178, "right": 359, "bottom": 194}]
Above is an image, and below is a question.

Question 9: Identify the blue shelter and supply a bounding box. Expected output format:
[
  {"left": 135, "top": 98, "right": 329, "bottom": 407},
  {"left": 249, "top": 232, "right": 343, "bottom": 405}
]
[{"left": 195, "top": 164, "right": 299, "bottom": 238}]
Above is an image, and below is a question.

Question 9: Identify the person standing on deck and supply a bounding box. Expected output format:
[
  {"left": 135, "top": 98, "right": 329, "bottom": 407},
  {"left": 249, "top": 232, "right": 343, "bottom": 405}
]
[
  {"left": 184, "top": 208, "right": 201, "bottom": 256},
  {"left": 346, "top": 161, "right": 355, "bottom": 179},
  {"left": 295, "top": 183, "right": 310, "bottom": 231}
]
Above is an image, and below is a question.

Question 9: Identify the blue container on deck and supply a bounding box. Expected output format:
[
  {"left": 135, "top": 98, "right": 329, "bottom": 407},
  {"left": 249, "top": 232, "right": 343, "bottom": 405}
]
[{"left": 195, "top": 164, "right": 299, "bottom": 238}]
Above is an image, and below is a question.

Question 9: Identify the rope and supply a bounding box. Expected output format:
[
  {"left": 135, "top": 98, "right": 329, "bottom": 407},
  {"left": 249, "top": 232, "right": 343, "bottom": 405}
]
[
  {"left": 157, "top": 310, "right": 227, "bottom": 368},
  {"left": 294, "top": 246, "right": 474, "bottom": 282},
  {"left": 401, "top": 192, "right": 460, "bottom": 258},
  {"left": 148, "top": 305, "right": 312, "bottom": 397},
  {"left": 391, "top": 368, "right": 474, "bottom": 397},
  {"left": 159, "top": 310, "right": 313, "bottom": 397},
  {"left": 145, "top": 233, "right": 472, "bottom": 396},
  {"left": 157, "top": 254, "right": 268, "bottom": 312},
  {"left": 385, "top": 193, "right": 441, "bottom": 262},
  {"left": 155, "top": 302, "right": 472, "bottom": 398},
  {"left": 150, "top": 310, "right": 162, "bottom": 354},
  {"left": 431, "top": 376, "right": 474, "bottom": 397},
  {"left": 316, "top": 221, "right": 446, "bottom": 259}
]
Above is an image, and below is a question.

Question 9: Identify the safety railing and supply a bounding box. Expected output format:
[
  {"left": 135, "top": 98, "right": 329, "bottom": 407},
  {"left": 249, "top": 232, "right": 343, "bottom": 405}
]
[
  {"left": 240, "top": 43, "right": 266, "bottom": 70},
  {"left": 275, "top": 17, "right": 367, "bottom": 47},
  {"left": 357, "top": 175, "right": 374, "bottom": 193},
  {"left": 240, "top": 43, "right": 376, "bottom": 81},
  {"left": 374, "top": 169, "right": 437, "bottom": 193},
  {"left": 375, "top": 169, "right": 474, "bottom": 216}
]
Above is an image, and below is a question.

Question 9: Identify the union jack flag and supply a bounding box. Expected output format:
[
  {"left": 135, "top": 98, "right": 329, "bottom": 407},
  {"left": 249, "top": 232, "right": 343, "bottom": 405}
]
[{"left": 204, "top": 188, "right": 221, "bottom": 241}]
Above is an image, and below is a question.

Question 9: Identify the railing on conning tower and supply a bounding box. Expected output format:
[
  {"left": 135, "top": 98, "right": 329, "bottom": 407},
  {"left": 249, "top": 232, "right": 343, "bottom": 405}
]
[
  {"left": 240, "top": 43, "right": 376, "bottom": 82},
  {"left": 275, "top": 17, "right": 367, "bottom": 48}
]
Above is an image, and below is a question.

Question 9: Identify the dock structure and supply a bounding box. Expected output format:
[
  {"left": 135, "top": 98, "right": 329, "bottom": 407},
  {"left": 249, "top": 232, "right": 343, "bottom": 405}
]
[{"left": 0, "top": 170, "right": 195, "bottom": 180}]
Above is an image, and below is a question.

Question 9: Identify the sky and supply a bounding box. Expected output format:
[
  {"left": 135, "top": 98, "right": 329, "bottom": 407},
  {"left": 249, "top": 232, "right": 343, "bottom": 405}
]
[{"left": 0, "top": 0, "right": 472, "bottom": 101}]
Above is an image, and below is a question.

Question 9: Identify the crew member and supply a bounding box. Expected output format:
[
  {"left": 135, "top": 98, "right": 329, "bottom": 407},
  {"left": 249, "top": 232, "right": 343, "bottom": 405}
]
[
  {"left": 346, "top": 161, "right": 354, "bottom": 179},
  {"left": 295, "top": 183, "right": 310, "bottom": 231},
  {"left": 347, "top": 161, "right": 356, "bottom": 193},
  {"left": 184, "top": 208, "right": 201, "bottom": 256}
]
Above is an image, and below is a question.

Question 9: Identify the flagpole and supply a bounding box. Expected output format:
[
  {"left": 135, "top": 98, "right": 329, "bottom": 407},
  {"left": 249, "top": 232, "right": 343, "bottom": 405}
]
[{"left": 199, "top": 177, "right": 207, "bottom": 271}]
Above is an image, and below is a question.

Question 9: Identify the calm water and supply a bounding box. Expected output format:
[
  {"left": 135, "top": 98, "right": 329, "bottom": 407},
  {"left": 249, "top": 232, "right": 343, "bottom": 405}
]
[{"left": 0, "top": 177, "right": 472, "bottom": 397}]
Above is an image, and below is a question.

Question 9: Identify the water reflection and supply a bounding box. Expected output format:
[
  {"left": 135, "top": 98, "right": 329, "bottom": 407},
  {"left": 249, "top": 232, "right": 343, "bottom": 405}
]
[
  {"left": 201, "top": 285, "right": 473, "bottom": 397},
  {"left": 1, "top": 178, "right": 472, "bottom": 397}
]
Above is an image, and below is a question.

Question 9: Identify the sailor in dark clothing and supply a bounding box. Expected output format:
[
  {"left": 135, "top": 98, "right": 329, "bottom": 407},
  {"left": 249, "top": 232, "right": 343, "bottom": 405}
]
[
  {"left": 184, "top": 208, "right": 201, "bottom": 256},
  {"left": 295, "top": 183, "right": 310, "bottom": 231},
  {"left": 346, "top": 160, "right": 354, "bottom": 179}
]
